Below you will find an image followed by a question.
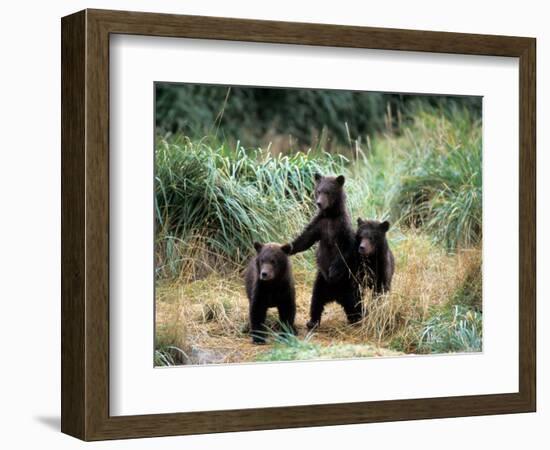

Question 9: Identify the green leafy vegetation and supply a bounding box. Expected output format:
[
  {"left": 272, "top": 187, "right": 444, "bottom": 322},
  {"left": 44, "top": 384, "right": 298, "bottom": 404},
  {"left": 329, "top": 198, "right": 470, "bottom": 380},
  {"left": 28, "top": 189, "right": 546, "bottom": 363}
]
[
  {"left": 155, "top": 137, "right": 345, "bottom": 278},
  {"left": 156, "top": 84, "right": 481, "bottom": 149},
  {"left": 389, "top": 110, "right": 482, "bottom": 250},
  {"left": 416, "top": 305, "right": 483, "bottom": 354}
]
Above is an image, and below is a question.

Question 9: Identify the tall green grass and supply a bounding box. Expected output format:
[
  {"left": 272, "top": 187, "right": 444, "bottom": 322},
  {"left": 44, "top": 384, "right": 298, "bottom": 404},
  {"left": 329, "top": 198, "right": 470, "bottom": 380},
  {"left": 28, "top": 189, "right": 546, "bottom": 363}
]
[
  {"left": 388, "top": 110, "right": 482, "bottom": 250},
  {"left": 155, "top": 136, "right": 347, "bottom": 278},
  {"left": 416, "top": 305, "right": 482, "bottom": 353},
  {"left": 155, "top": 108, "right": 482, "bottom": 280}
]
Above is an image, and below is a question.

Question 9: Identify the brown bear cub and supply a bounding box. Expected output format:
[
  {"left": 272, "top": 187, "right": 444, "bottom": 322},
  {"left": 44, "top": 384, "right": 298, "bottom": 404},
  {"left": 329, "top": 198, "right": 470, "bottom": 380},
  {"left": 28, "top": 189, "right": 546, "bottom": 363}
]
[
  {"left": 356, "top": 218, "right": 395, "bottom": 295},
  {"left": 286, "top": 173, "right": 362, "bottom": 330},
  {"left": 245, "top": 242, "right": 296, "bottom": 344}
]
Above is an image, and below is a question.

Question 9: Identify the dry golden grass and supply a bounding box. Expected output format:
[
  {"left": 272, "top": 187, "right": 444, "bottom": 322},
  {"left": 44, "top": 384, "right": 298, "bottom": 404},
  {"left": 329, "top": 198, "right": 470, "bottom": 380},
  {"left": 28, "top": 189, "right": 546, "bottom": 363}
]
[
  {"left": 355, "top": 232, "right": 481, "bottom": 351},
  {"left": 155, "top": 231, "right": 481, "bottom": 365}
]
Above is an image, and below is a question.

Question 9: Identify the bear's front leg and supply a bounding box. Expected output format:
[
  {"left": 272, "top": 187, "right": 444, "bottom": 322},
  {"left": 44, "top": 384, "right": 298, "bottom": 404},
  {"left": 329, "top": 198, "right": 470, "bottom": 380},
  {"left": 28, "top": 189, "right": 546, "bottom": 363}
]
[
  {"left": 287, "top": 216, "right": 321, "bottom": 256},
  {"left": 249, "top": 301, "right": 268, "bottom": 344}
]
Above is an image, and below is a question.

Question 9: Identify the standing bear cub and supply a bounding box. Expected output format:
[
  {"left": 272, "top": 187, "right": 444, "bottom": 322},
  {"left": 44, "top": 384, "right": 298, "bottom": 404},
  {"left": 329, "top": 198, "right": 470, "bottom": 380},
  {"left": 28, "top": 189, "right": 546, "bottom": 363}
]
[
  {"left": 245, "top": 242, "right": 296, "bottom": 344},
  {"left": 356, "top": 218, "right": 395, "bottom": 295},
  {"left": 286, "top": 173, "right": 362, "bottom": 329}
]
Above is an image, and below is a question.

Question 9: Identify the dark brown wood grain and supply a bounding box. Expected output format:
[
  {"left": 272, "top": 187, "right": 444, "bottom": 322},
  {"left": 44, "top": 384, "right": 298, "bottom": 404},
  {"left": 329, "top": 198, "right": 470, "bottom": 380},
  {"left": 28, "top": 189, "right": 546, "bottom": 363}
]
[
  {"left": 61, "top": 10, "right": 86, "bottom": 438},
  {"left": 518, "top": 38, "right": 536, "bottom": 407},
  {"left": 61, "top": 8, "right": 536, "bottom": 441}
]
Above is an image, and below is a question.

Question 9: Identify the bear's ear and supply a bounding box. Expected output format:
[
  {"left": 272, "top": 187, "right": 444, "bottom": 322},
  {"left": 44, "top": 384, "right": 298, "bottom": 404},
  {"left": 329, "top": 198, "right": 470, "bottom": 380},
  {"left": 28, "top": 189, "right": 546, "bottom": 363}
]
[
  {"left": 357, "top": 217, "right": 365, "bottom": 226},
  {"left": 314, "top": 172, "right": 322, "bottom": 182},
  {"left": 253, "top": 242, "right": 263, "bottom": 253},
  {"left": 280, "top": 243, "right": 292, "bottom": 255},
  {"left": 336, "top": 175, "right": 345, "bottom": 186},
  {"left": 380, "top": 220, "right": 390, "bottom": 232}
]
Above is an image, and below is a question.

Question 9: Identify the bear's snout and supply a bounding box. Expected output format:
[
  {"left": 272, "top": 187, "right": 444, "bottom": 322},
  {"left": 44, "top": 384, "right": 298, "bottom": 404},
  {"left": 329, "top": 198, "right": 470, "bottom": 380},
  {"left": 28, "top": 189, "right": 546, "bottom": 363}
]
[
  {"left": 316, "top": 193, "right": 329, "bottom": 210},
  {"left": 358, "top": 238, "right": 375, "bottom": 256},
  {"left": 259, "top": 263, "right": 275, "bottom": 280}
]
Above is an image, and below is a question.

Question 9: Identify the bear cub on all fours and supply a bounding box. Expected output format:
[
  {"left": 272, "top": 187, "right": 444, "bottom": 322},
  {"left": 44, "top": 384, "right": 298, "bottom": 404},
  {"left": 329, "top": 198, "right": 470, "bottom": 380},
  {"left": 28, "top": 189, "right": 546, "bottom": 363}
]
[
  {"left": 245, "top": 242, "right": 296, "bottom": 344},
  {"left": 356, "top": 218, "right": 395, "bottom": 295},
  {"left": 286, "top": 173, "right": 362, "bottom": 330}
]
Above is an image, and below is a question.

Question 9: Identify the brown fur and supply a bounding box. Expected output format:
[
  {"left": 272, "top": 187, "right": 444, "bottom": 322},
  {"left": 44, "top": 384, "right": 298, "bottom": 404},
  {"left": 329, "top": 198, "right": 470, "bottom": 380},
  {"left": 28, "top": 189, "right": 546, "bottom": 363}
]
[
  {"left": 287, "top": 174, "right": 361, "bottom": 329},
  {"left": 356, "top": 218, "right": 395, "bottom": 295},
  {"left": 245, "top": 243, "right": 296, "bottom": 343}
]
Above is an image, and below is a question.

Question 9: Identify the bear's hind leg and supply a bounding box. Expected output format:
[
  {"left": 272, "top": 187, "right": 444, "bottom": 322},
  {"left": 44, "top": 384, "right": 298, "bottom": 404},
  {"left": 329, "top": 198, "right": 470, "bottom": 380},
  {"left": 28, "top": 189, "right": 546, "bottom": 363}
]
[
  {"left": 307, "top": 272, "right": 329, "bottom": 330},
  {"left": 341, "top": 286, "right": 363, "bottom": 324}
]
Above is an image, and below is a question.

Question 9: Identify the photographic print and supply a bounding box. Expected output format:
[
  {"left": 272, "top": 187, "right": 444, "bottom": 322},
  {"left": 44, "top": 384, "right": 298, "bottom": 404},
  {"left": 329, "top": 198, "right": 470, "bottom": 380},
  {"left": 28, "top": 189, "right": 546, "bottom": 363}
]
[{"left": 154, "top": 84, "right": 482, "bottom": 366}]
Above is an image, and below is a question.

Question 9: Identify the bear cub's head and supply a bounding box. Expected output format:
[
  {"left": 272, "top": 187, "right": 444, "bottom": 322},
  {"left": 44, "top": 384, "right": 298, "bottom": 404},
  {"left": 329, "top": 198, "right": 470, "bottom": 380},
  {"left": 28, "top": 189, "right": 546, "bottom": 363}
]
[
  {"left": 313, "top": 173, "right": 346, "bottom": 212},
  {"left": 253, "top": 242, "right": 292, "bottom": 281},
  {"left": 356, "top": 218, "right": 390, "bottom": 257}
]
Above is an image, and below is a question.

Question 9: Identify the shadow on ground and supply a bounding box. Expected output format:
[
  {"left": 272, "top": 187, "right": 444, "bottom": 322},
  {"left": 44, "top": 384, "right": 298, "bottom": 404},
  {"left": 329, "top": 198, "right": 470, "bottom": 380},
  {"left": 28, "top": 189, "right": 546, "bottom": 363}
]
[{"left": 34, "top": 415, "right": 60, "bottom": 431}]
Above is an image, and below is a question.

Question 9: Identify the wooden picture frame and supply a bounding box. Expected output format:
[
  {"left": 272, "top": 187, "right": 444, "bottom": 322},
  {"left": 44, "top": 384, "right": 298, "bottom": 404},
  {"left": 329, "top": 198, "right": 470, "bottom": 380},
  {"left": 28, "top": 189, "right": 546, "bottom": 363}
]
[{"left": 61, "top": 8, "right": 536, "bottom": 441}]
